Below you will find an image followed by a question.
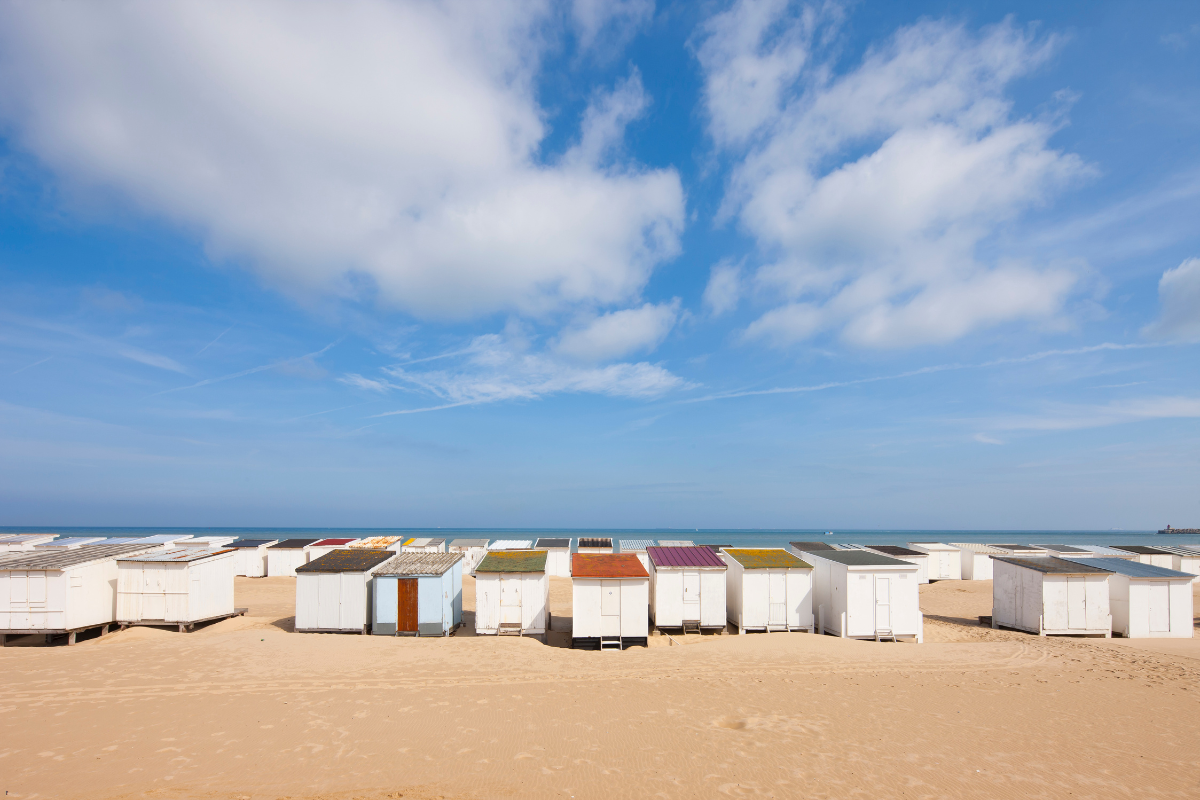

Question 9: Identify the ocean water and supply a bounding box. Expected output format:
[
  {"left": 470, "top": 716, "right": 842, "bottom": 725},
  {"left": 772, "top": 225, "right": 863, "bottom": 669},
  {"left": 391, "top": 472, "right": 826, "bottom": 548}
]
[{"left": 4, "top": 526, "right": 1199, "bottom": 549}]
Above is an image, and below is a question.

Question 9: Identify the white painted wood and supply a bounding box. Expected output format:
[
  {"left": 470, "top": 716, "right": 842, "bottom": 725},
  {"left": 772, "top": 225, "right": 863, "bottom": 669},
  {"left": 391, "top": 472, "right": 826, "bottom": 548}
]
[
  {"left": 472, "top": 571, "right": 548, "bottom": 635},
  {"left": 267, "top": 546, "right": 313, "bottom": 578},
  {"left": 721, "top": 555, "right": 813, "bottom": 633},
  {"left": 798, "top": 550, "right": 923, "bottom": 641},
  {"left": 116, "top": 550, "right": 235, "bottom": 625},
  {"left": 992, "top": 560, "right": 1111, "bottom": 636},
  {"left": 571, "top": 577, "right": 649, "bottom": 640},
  {"left": 294, "top": 569, "right": 374, "bottom": 633}
]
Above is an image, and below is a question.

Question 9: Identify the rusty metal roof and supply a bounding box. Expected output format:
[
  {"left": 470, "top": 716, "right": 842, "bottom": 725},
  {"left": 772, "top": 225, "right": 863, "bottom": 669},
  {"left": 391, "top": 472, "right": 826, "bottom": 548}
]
[
  {"left": 723, "top": 548, "right": 811, "bottom": 570},
  {"left": 268, "top": 538, "right": 321, "bottom": 549},
  {"left": 118, "top": 547, "right": 236, "bottom": 563},
  {"left": 646, "top": 546, "right": 727, "bottom": 569},
  {"left": 475, "top": 550, "right": 547, "bottom": 573},
  {"left": 0, "top": 543, "right": 158, "bottom": 570},
  {"left": 375, "top": 552, "right": 463, "bottom": 576},
  {"left": 994, "top": 556, "right": 1111, "bottom": 574},
  {"left": 297, "top": 549, "right": 393, "bottom": 573},
  {"left": 349, "top": 536, "right": 402, "bottom": 548},
  {"left": 571, "top": 553, "right": 648, "bottom": 579}
]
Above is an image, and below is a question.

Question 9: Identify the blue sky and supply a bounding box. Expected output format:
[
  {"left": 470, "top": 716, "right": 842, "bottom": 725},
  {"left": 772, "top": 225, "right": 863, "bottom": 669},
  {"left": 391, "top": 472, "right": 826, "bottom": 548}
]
[{"left": 1, "top": 0, "right": 1198, "bottom": 529}]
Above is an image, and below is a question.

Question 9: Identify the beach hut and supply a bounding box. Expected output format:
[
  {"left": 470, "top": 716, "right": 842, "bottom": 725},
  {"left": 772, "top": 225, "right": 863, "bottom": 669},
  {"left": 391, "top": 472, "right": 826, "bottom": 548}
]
[
  {"left": 646, "top": 546, "right": 727, "bottom": 633},
  {"left": 32, "top": 536, "right": 106, "bottom": 549},
  {"left": 473, "top": 550, "right": 549, "bottom": 638},
  {"left": 116, "top": 548, "right": 243, "bottom": 632},
  {"left": 576, "top": 537, "right": 614, "bottom": 554},
  {"left": 294, "top": 549, "right": 394, "bottom": 634},
  {"left": 721, "top": 549, "right": 814, "bottom": 634},
  {"left": 99, "top": 535, "right": 195, "bottom": 547},
  {"left": 789, "top": 541, "right": 839, "bottom": 554},
  {"left": 1063, "top": 557, "right": 1194, "bottom": 638},
  {"left": 1111, "top": 546, "right": 1175, "bottom": 568},
  {"left": 619, "top": 539, "right": 656, "bottom": 571},
  {"left": 0, "top": 534, "right": 58, "bottom": 551},
  {"left": 1077, "top": 545, "right": 1137, "bottom": 558},
  {"left": 907, "top": 543, "right": 962, "bottom": 581},
  {"left": 227, "top": 538, "right": 278, "bottom": 578},
  {"left": 1155, "top": 546, "right": 1200, "bottom": 576},
  {"left": 704, "top": 544, "right": 733, "bottom": 553},
  {"left": 656, "top": 540, "right": 695, "bottom": 547},
  {"left": 0, "top": 543, "right": 158, "bottom": 645},
  {"left": 448, "top": 539, "right": 490, "bottom": 574},
  {"left": 571, "top": 553, "right": 649, "bottom": 649},
  {"left": 349, "top": 536, "right": 405, "bottom": 551},
  {"left": 401, "top": 537, "right": 447, "bottom": 553},
  {"left": 372, "top": 553, "right": 464, "bottom": 636},
  {"left": 864, "top": 545, "right": 930, "bottom": 584},
  {"left": 989, "top": 544, "right": 1050, "bottom": 557},
  {"left": 798, "top": 549, "right": 922, "bottom": 642},
  {"left": 534, "top": 538, "right": 572, "bottom": 576},
  {"left": 177, "top": 536, "right": 237, "bottom": 549},
  {"left": 991, "top": 557, "right": 1112, "bottom": 637},
  {"left": 305, "top": 538, "right": 361, "bottom": 561},
  {"left": 266, "top": 538, "right": 321, "bottom": 577},
  {"left": 1032, "top": 544, "right": 1092, "bottom": 557},
  {"left": 488, "top": 539, "right": 534, "bottom": 551}
]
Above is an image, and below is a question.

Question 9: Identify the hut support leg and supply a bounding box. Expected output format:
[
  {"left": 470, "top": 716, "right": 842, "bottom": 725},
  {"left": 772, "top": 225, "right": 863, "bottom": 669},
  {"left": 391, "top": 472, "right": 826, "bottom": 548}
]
[
  {"left": 100, "top": 624, "right": 110, "bottom": 637},
  {"left": 0, "top": 634, "right": 6, "bottom": 647},
  {"left": 67, "top": 631, "right": 77, "bottom": 646}
]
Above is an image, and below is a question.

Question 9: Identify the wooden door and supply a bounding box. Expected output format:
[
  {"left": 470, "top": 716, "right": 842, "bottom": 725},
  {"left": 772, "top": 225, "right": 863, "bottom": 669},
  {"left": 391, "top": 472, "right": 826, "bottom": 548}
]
[
  {"left": 397, "top": 579, "right": 419, "bottom": 632},
  {"left": 682, "top": 571, "right": 700, "bottom": 621},
  {"left": 1148, "top": 581, "right": 1170, "bottom": 632}
]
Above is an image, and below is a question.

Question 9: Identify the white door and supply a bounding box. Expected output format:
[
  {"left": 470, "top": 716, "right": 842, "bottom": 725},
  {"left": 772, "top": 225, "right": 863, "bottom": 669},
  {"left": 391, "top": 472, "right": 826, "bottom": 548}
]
[
  {"left": 1066, "top": 577, "right": 1086, "bottom": 629},
  {"left": 768, "top": 571, "right": 786, "bottom": 625},
  {"left": 601, "top": 580, "right": 620, "bottom": 636},
  {"left": 500, "top": 576, "right": 522, "bottom": 625},
  {"left": 1148, "top": 582, "right": 1170, "bottom": 633},
  {"left": 682, "top": 572, "right": 700, "bottom": 621},
  {"left": 874, "top": 576, "right": 891, "bottom": 630},
  {"left": 10, "top": 571, "right": 29, "bottom": 628},
  {"left": 317, "top": 573, "right": 341, "bottom": 629},
  {"left": 143, "top": 566, "right": 167, "bottom": 620},
  {"left": 939, "top": 552, "right": 951, "bottom": 578}
]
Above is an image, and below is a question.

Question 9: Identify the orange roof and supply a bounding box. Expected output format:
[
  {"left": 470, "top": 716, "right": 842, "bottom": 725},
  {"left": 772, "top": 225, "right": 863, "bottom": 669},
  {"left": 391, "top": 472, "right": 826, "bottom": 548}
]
[{"left": 571, "top": 553, "right": 648, "bottom": 579}]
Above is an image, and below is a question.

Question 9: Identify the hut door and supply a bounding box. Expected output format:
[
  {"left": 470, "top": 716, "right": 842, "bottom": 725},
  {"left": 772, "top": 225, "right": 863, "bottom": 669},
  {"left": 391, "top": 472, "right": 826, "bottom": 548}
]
[
  {"left": 1066, "top": 577, "right": 1086, "bottom": 629},
  {"left": 500, "top": 576, "right": 522, "bottom": 625},
  {"left": 397, "top": 579, "right": 419, "bottom": 632},
  {"left": 874, "top": 576, "right": 891, "bottom": 630},
  {"left": 143, "top": 567, "right": 167, "bottom": 620},
  {"left": 1148, "top": 582, "right": 1170, "bottom": 632},
  {"left": 768, "top": 571, "right": 786, "bottom": 625},
  {"left": 601, "top": 580, "right": 620, "bottom": 636},
  {"left": 682, "top": 572, "right": 700, "bottom": 621}
]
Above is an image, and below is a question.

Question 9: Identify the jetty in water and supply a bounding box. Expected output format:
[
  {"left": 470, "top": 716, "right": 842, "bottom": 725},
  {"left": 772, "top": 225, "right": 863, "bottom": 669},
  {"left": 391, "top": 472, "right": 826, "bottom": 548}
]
[{"left": 1158, "top": 525, "right": 1200, "bottom": 534}]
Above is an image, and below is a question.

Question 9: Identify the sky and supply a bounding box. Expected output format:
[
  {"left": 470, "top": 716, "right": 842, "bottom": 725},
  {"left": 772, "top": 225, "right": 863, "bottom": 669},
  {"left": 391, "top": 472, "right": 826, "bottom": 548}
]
[{"left": 0, "top": 0, "right": 1198, "bottom": 530}]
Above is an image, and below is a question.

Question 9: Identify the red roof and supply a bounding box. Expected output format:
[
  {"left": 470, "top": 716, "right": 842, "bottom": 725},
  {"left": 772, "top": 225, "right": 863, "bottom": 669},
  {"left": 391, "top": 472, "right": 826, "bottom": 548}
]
[
  {"left": 646, "top": 546, "right": 727, "bottom": 569},
  {"left": 571, "top": 553, "right": 648, "bottom": 579},
  {"left": 312, "top": 538, "right": 355, "bottom": 546}
]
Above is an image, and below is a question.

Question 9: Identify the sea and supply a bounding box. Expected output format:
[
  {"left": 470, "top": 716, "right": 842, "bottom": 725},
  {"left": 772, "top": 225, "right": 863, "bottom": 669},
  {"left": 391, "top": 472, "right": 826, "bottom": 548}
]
[{"left": 5, "top": 527, "right": 1200, "bottom": 549}]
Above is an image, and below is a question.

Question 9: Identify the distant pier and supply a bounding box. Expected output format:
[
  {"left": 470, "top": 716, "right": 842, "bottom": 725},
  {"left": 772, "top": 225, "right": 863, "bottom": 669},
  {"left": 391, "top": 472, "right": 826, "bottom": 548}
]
[{"left": 1158, "top": 525, "right": 1200, "bottom": 534}]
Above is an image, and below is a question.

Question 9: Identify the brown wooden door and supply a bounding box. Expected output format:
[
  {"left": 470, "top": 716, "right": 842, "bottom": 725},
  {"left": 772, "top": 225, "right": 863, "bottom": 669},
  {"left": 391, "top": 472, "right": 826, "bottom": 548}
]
[{"left": 397, "top": 579, "right": 419, "bottom": 632}]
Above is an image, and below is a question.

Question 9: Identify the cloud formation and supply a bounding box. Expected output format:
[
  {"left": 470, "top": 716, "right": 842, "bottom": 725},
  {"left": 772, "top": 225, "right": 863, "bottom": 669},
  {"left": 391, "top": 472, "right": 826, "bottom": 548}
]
[
  {"left": 698, "top": 3, "right": 1089, "bottom": 348},
  {"left": 554, "top": 300, "right": 680, "bottom": 361},
  {"left": 1144, "top": 257, "right": 1200, "bottom": 341},
  {"left": 0, "top": 0, "right": 684, "bottom": 320}
]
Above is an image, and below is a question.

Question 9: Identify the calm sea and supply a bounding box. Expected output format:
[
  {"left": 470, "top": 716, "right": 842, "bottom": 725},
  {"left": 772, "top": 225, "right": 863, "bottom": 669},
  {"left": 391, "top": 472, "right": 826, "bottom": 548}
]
[{"left": 4, "top": 527, "right": 1199, "bottom": 548}]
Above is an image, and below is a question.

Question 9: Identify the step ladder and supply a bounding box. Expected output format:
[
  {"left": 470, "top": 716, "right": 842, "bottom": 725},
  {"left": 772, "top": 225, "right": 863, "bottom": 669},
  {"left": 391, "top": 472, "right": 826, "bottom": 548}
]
[
  {"left": 498, "top": 622, "right": 524, "bottom": 637},
  {"left": 600, "top": 636, "right": 623, "bottom": 650},
  {"left": 681, "top": 620, "right": 701, "bottom": 635},
  {"left": 874, "top": 627, "right": 896, "bottom": 642}
]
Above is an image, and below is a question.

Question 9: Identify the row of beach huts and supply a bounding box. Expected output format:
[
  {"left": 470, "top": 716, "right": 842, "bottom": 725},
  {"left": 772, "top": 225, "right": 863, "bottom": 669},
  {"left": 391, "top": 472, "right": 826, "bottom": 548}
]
[{"left": 0, "top": 534, "right": 1195, "bottom": 647}]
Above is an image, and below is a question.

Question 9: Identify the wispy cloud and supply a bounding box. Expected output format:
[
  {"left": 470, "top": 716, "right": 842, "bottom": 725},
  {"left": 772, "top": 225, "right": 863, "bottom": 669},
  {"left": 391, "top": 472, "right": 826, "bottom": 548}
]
[
  {"left": 155, "top": 340, "right": 339, "bottom": 395},
  {"left": 196, "top": 325, "right": 233, "bottom": 355},
  {"left": 987, "top": 396, "right": 1200, "bottom": 432},
  {"left": 0, "top": 314, "right": 188, "bottom": 374},
  {"left": 10, "top": 356, "right": 52, "bottom": 375}
]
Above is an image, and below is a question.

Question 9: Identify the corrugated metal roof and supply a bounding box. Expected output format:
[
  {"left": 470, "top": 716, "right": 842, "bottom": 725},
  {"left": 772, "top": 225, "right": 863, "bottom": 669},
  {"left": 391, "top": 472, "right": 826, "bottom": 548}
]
[
  {"left": 375, "top": 552, "right": 463, "bottom": 576},
  {"left": 118, "top": 547, "right": 236, "bottom": 563},
  {"left": 1156, "top": 546, "right": 1200, "bottom": 557},
  {"left": 268, "top": 538, "right": 321, "bottom": 549},
  {"left": 1112, "top": 545, "right": 1173, "bottom": 555},
  {"left": 34, "top": 537, "right": 105, "bottom": 548},
  {"left": 1030, "top": 544, "right": 1090, "bottom": 554},
  {"left": 312, "top": 538, "right": 356, "bottom": 547},
  {"left": 577, "top": 537, "right": 613, "bottom": 548},
  {"left": 228, "top": 538, "right": 278, "bottom": 548},
  {"left": 801, "top": 550, "right": 914, "bottom": 567},
  {"left": 572, "top": 553, "right": 648, "bottom": 579},
  {"left": 402, "top": 537, "right": 444, "bottom": 547},
  {"left": 789, "top": 541, "right": 838, "bottom": 551},
  {"left": 656, "top": 539, "right": 695, "bottom": 547},
  {"left": 0, "top": 534, "right": 58, "bottom": 544},
  {"left": 297, "top": 549, "right": 394, "bottom": 573},
  {"left": 988, "top": 544, "right": 1048, "bottom": 553},
  {"left": 646, "top": 546, "right": 727, "bottom": 569},
  {"left": 0, "top": 543, "right": 158, "bottom": 570},
  {"left": 488, "top": 539, "right": 534, "bottom": 550},
  {"left": 476, "top": 550, "right": 547, "bottom": 573},
  {"left": 619, "top": 539, "right": 656, "bottom": 551},
  {"left": 1078, "top": 545, "right": 1137, "bottom": 557},
  {"left": 868, "top": 545, "right": 924, "bottom": 557},
  {"left": 908, "top": 542, "right": 959, "bottom": 551},
  {"left": 100, "top": 537, "right": 144, "bottom": 545},
  {"left": 1062, "top": 557, "right": 1193, "bottom": 579},
  {"left": 448, "top": 538, "right": 489, "bottom": 548},
  {"left": 994, "top": 556, "right": 1111, "bottom": 575},
  {"left": 723, "top": 548, "right": 811, "bottom": 570},
  {"left": 350, "top": 536, "right": 402, "bottom": 548},
  {"left": 534, "top": 537, "right": 570, "bottom": 548},
  {"left": 119, "top": 534, "right": 195, "bottom": 545}
]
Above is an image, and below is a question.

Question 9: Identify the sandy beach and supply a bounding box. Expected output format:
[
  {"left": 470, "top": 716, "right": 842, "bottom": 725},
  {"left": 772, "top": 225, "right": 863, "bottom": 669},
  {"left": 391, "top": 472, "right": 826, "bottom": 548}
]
[{"left": 1, "top": 576, "right": 1198, "bottom": 799}]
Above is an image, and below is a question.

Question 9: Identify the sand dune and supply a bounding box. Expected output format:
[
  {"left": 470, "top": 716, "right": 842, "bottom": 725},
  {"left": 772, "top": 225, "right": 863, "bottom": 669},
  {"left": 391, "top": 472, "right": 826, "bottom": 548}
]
[{"left": 1, "top": 577, "right": 1198, "bottom": 799}]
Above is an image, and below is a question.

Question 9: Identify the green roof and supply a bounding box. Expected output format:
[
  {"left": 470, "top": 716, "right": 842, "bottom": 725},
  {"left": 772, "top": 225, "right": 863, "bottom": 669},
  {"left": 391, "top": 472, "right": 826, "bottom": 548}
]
[
  {"left": 723, "top": 548, "right": 810, "bottom": 570},
  {"left": 475, "top": 550, "right": 547, "bottom": 573}
]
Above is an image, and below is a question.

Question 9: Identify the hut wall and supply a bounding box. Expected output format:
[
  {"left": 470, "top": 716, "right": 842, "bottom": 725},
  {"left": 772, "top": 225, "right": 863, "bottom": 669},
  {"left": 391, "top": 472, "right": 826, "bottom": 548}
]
[
  {"left": 267, "top": 548, "right": 310, "bottom": 578},
  {"left": 1171, "top": 554, "right": 1200, "bottom": 576},
  {"left": 649, "top": 567, "right": 725, "bottom": 628},
  {"left": 0, "top": 560, "right": 120, "bottom": 632},
  {"left": 543, "top": 548, "right": 571, "bottom": 577},
  {"left": 1110, "top": 575, "right": 1194, "bottom": 638},
  {"left": 961, "top": 551, "right": 994, "bottom": 580},
  {"left": 474, "top": 572, "right": 547, "bottom": 635},
  {"left": 234, "top": 545, "right": 270, "bottom": 578},
  {"left": 725, "top": 560, "right": 812, "bottom": 631},
  {"left": 117, "top": 554, "right": 234, "bottom": 623},
  {"left": 295, "top": 571, "right": 372, "bottom": 632},
  {"left": 572, "top": 578, "right": 648, "bottom": 639}
]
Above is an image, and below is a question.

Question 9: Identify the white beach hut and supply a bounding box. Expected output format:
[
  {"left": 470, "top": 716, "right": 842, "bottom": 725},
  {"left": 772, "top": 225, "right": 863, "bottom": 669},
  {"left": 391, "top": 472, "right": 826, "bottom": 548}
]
[
  {"left": 0, "top": 543, "right": 158, "bottom": 645},
  {"left": 864, "top": 545, "right": 930, "bottom": 584},
  {"left": 991, "top": 557, "right": 1112, "bottom": 637},
  {"left": 473, "top": 550, "right": 549, "bottom": 638},
  {"left": 295, "top": 549, "right": 394, "bottom": 634},
  {"left": 0, "top": 534, "right": 58, "bottom": 551},
  {"left": 907, "top": 543, "right": 962, "bottom": 580},
  {"left": 266, "top": 538, "right": 321, "bottom": 577},
  {"left": 797, "top": 548, "right": 922, "bottom": 642},
  {"left": 116, "top": 548, "right": 242, "bottom": 632},
  {"left": 99, "top": 535, "right": 195, "bottom": 548},
  {"left": 1156, "top": 546, "right": 1200, "bottom": 576},
  {"left": 372, "top": 553, "right": 464, "bottom": 636},
  {"left": 401, "top": 537, "right": 447, "bottom": 553},
  {"left": 305, "top": 538, "right": 361, "bottom": 561},
  {"left": 619, "top": 539, "right": 656, "bottom": 571},
  {"left": 33, "top": 536, "right": 106, "bottom": 549},
  {"left": 1111, "top": 546, "right": 1175, "bottom": 568},
  {"left": 722, "top": 548, "right": 814, "bottom": 634},
  {"left": 571, "top": 553, "right": 649, "bottom": 649},
  {"left": 227, "top": 538, "right": 278, "bottom": 578},
  {"left": 646, "top": 546, "right": 727, "bottom": 633},
  {"left": 1064, "top": 557, "right": 1194, "bottom": 638},
  {"left": 576, "top": 537, "right": 614, "bottom": 554},
  {"left": 534, "top": 538, "right": 572, "bottom": 577},
  {"left": 448, "top": 539, "right": 490, "bottom": 574},
  {"left": 1032, "top": 544, "right": 1093, "bottom": 558},
  {"left": 989, "top": 544, "right": 1051, "bottom": 557},
  {"left": 176, "top": 536, "right": 237, "bottom": 549},
  {"left": 488, "top": 539, "right": 534, "bottom": 551}
]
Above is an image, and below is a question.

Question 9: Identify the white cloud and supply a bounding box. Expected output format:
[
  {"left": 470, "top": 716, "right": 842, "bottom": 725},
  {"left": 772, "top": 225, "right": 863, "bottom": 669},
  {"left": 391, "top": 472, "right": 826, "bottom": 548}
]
[
  {"left": 572, "top": 0, "right": 655, "bottom": 55},
  {"left": 973, "top": 433, "right": 1004, "bottom": 444},
  {"left": 988, "top": 396, "right": 1200, "bottom": 432},
  {"left": 375, "top": 328, "right": 690, "bottom": 414},
  {"left": 698, "top": 6, "right": 1089, "bottom": 348},
  {"left": 0, "top": 0, "right": 684, "bottom": 320},
  {"left": 703, "top": 261, "right": 742, "bottom": 316},
  {"left": 554, "top": 300, "right": 680, "bottom": 361},
  {"left": 338, "top": 373, "right": 391, "bottom": 393},
  {"left": 1144, "top": 258, "right": 1200, "bottom": 341}
]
